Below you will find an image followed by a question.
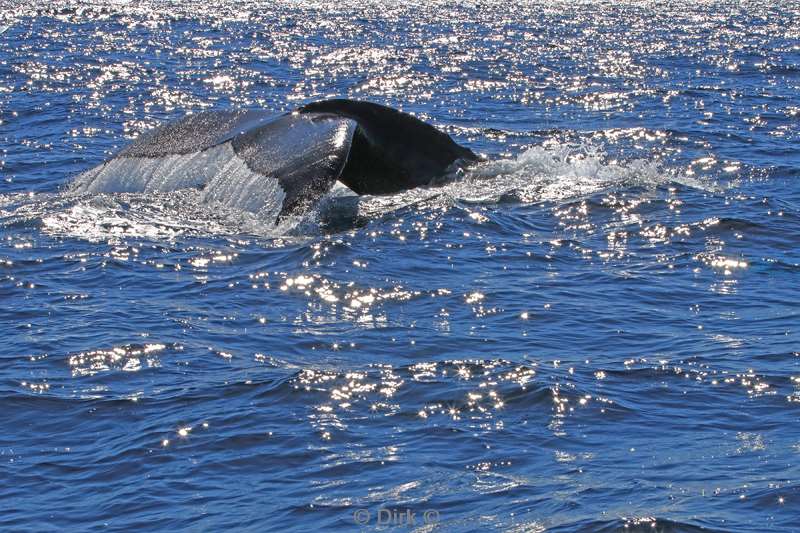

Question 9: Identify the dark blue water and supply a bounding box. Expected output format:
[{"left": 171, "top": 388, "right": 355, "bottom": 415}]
[{"left": 2, "top": 2, "right": 800, "bottom": 531}]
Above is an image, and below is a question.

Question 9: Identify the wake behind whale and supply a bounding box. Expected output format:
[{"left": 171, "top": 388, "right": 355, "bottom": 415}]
[{"left": 72, "top": 99, "right": 479, "bottom": 224}]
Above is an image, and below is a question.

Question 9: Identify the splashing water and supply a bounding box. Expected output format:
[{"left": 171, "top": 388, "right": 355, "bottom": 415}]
[{"left": 2, "top": 141, "right": 704, "bottom": 243}]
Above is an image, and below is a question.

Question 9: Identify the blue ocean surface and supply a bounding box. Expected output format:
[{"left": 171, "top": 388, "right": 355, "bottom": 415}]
[{"left": 1, "top": 1, "right": 799, "bottom": 531}]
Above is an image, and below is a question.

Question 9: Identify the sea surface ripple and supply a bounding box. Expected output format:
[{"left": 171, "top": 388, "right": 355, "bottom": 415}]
[{"left": 1, "top": 1, "right": 799, "bottom": 531}]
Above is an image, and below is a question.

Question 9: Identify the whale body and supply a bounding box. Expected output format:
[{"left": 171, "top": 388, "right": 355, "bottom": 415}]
[{"left": 73, "top": 99, "right": 478, "bottom": 221}]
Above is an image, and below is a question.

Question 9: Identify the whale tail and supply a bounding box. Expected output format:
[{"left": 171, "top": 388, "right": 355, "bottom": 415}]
[{"left": 72, "top": 100, "right": 477, "bottom": 222}]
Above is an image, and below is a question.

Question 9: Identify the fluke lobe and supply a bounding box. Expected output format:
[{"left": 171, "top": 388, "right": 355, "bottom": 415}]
[{"left": 73, "top": 99, "right": 478, "bottom": 222}]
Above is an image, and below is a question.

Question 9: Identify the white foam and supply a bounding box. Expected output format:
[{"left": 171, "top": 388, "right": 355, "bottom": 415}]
[
  {"left": 346, "top": 141, "right": 710, "bottom": 219},
  {"left": 455, "top": 142, "right": 704, "bottom": 202},
  {"left": 35, "top": 190, "right": 247, "bottom": 242}
]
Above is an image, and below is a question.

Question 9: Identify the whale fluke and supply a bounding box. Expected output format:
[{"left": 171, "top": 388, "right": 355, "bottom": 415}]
[{"left": 72, "top": 99, "right": 477, "bottom": 222}]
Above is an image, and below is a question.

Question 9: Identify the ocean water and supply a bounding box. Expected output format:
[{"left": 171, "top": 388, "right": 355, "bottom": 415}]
[{"left": 1, "top": 1, "right": 799, "bottom": 531}]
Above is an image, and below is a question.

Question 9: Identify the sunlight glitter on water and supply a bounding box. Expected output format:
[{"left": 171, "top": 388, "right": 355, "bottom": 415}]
[{"left": 2, "top": 1, "right": 800, "bottom": 531}]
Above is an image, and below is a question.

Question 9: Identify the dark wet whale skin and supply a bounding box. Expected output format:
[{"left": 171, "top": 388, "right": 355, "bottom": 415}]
[{"left": 298, "top": 99, "right": 479, "bottom": 195}]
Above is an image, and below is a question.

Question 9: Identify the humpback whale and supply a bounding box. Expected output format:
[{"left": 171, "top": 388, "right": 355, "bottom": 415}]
[{"left": 73, "top": 99, "right": 478, "bottom": 222}]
